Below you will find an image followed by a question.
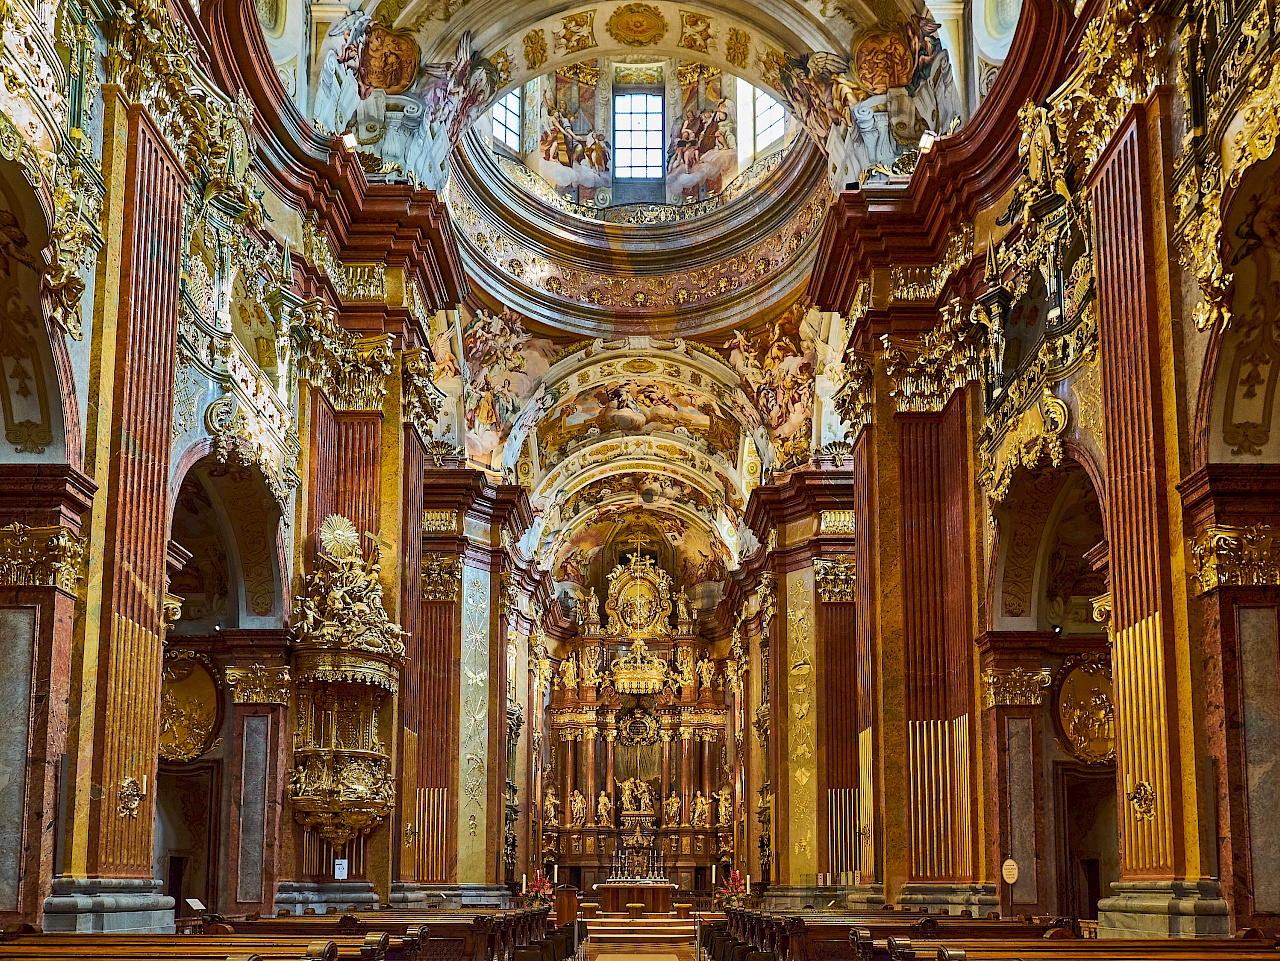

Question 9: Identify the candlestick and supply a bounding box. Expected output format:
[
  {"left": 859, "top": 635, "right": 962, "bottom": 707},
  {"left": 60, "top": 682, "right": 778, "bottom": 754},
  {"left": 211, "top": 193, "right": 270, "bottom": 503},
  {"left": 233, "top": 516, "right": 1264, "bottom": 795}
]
[
  {"left": 746, "top": 874, "right": 751, "bottom": 894},
  {"left": 554, "top": 864, "right": 559, "bottom": 884},
  {"left": 522, "top": 874, "right": 527, "bottom": 894},
  {"left": 711, "top": 864, "right": 716, "bottom": 886}
]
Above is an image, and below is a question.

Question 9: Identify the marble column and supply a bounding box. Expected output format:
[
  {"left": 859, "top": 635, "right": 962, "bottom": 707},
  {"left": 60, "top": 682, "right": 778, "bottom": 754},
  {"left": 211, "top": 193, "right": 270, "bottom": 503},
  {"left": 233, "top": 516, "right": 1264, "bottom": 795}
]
[
  {"left": 605, "top": 730, "right": 617, "bottom": 796},
  {"left": 1089, "top": 97, "right": 1227, "bottom": 937},
  {"left": 680, "top": 728, "right": 693, "bottom": 823},
  {"left": 49, "top": 88, "right": 188, "bottom": 934},
  {"left": 660, "top": 732, "right": 671, "bottom": 800},
  {"left": 583, "top": 729, "right": 597, "bottom": 813}
]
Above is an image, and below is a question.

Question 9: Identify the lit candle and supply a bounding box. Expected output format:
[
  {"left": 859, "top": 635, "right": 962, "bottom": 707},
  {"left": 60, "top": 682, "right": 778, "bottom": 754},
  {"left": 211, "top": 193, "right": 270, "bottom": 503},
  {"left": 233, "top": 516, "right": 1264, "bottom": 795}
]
[
  {"left": 522, "top": 874, "right": 527, "bottom": 894},
  {"left": 746, "top": 874, "right": 751, "bottom": 894},
  {"left": 554, "top": 864, "right": 559, "bottom": 884},
  {"left": 711, "top": 865, "right": 716, "bottom": 886}
]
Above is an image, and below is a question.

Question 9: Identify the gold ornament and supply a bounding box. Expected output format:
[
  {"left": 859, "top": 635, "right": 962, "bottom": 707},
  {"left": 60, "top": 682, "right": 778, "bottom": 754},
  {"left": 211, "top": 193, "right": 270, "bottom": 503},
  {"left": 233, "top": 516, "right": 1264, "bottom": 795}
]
[
  {"left": 1052, "top": 654, "right": 1115, "bottom": 764},
  {"left": 225, "top": 663, "right": 292, "bottom": 704},
  {"left": 158, "top": 651, "right": 221, "bottom": 762},
  {"left": 1189, "top": 523, "right": 1280, "bottom": 594},
  {"left": 980, "top": 667, "right": 1053, "bottom": 708},
  {"left": 0, "top": 523, "right": 87, "bottom": 594},
  {"left": 814, "top": 556, "right": 856, "bottom": 602}
]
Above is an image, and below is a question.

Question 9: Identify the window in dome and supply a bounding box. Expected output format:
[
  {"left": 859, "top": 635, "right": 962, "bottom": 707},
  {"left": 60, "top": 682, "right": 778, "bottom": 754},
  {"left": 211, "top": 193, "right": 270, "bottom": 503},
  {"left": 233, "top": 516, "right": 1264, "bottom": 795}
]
[
  {"left": 614, "top": 92, "right": 665, "bottom": 179},
  {"left": 492, "top": 88, "right": 522, "bottom": 152},
  {"left": 754, "top": 89, "right": 785, "bottom": 154}
]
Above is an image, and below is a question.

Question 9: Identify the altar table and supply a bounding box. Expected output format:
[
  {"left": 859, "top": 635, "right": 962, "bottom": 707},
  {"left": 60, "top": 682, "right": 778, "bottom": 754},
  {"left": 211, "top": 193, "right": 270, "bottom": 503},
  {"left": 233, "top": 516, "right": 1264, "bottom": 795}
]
[{"left": 593, "top": 882, "right": 676, "bottom": 914}]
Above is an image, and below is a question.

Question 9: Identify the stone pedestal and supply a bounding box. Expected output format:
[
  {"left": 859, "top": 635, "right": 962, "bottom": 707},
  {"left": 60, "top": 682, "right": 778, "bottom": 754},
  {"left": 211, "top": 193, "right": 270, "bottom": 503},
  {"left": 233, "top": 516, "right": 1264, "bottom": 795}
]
[
  {"left": 43, "top": 878, "right": 174, "bottom": 933},
  {"left": 896, "top": 882, "right": 998, "bottom": 915},
  {"left": 273, "top": 880, "right": 379, "bottom": 914},
  {"left": 760, "top": 885, "right": 844, "bottom": 910},
  {"left": 1097, "top": 880, "right": 1230, "bottom": 938}
]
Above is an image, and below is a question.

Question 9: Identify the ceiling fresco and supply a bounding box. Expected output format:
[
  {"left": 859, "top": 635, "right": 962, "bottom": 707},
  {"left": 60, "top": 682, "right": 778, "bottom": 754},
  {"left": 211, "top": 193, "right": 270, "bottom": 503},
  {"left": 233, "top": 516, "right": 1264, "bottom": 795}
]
[
  {"left": 534, "top": 377, "right": 742, "bottom": 468},
  {"left": 261, "top": 0, "right": 981, "bottom": 190}
]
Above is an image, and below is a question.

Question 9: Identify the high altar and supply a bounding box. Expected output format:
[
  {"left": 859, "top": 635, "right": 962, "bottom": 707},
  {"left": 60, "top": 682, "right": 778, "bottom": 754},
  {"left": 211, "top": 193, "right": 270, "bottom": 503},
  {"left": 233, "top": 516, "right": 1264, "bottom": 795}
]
[{"left": 536, "top": 549, "right": 736, "bottom": 892}]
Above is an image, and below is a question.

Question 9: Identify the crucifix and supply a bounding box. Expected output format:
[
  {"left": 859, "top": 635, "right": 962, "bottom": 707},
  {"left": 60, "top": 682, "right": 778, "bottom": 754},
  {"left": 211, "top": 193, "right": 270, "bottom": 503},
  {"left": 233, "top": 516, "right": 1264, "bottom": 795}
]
[{"left": 628, "top": 530, "right": 647, "bottom": 561}]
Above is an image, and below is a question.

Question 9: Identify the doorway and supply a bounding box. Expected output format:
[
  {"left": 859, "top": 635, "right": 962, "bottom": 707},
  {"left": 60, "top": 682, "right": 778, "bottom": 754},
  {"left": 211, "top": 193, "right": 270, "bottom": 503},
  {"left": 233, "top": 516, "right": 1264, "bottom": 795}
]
[{"left": 1055, "top": 764, "right": 1118, "bottom": 920}]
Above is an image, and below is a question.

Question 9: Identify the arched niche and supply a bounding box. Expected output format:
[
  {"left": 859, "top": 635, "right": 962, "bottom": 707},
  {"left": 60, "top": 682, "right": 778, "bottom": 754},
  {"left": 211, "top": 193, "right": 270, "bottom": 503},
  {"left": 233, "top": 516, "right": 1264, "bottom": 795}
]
[
  {"left": 991, "top": 458, "right": 1107, "bottom": 635},
  {"left": 1206, "top": 159, "right": 1280, "bottom": 463},
  {"left": 0, "top": 158, "right": 71, "bottom": 466},
  {"left": 168, "top": 454, "right": 286, "bottom": 634}
]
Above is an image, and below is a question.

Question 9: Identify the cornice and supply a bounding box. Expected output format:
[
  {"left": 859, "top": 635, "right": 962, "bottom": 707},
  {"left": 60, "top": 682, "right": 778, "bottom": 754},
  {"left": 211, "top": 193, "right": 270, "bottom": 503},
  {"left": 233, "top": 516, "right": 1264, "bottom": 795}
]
[
  {"left": 199, "top": 0, "right": 466, "bottom": 317},
  {"left": 808, "top": 0, "right": 1076, "bottom": 314},
  {"left": 1177, "top": 464, "right": 1280, "bottom": 532}
]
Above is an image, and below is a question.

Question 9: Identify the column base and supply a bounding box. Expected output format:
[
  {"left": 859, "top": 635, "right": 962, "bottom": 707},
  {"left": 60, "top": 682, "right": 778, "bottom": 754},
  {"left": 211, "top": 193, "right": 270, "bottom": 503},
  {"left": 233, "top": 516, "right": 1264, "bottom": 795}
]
[
  {"left": 273, "top": 880, "right": 379, "bottom": 915},
  {"left": 896, "top": 883, "right": 998, "bottom": 915},
  {"left": 845, "top": 883, "right": 886, "bottom": 909},
  {"left": 1097, "top": 880, "right": 1230, "bottom": 938},
  {"left": 42, "top": 878, "right": 175, "bottom": 933},
  {"left": 388, "top": 882, "right": 449, "bottom": 908},
  {"left": 761, "top": 885, "right": 850, "bottom": 910},
  {"left": 457, "top": 883, "right": 512, "bottom": 908}
]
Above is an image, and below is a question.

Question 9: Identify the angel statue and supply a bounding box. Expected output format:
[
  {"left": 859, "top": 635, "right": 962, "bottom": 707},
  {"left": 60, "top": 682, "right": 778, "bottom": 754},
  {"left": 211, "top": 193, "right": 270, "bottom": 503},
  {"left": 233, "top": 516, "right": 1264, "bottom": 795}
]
[
  {"left": 569, "top": 789, "right": 587, "bottom": 827},
  {"left": 696, "top": 653, "right": 716, "bottom": 693},
  {"left": 596, "top": 790, "right": 614, "bottom": 826},
  {"left": 543, "top": 787, "right": 560, "bottom": 825},
  {"left": 715, "top": 785, "right": 733, "bottom": 826},
  {"left": 664, "top": 791, "right": 683, "bottom": 826},
  {"left": 557, "top": 653, "right": 578, "bottom": 690},
  {"left": 691, "top": 790, "right": 712, "bottom": 828}
]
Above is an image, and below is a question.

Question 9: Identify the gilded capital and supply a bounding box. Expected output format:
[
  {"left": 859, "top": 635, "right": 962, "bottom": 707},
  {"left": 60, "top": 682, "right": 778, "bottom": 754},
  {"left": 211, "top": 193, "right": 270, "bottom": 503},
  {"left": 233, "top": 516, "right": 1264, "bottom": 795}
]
[
  {"left": 815, "top": 556, "right": 856, "bottom": 602},
  {"left": 422, "top": 552, "right": 462, "bottom": 601},
  {"left": 819, "top": 511, "right": 857, "bottom": 535},
  {"left": 292, "top": 300, "right": 393, "bottom": 411},
  {"left": 1189, "top": 523, "right": 1280, "bottom": 594},
  {"left": 225, "top": 663, "right": 292, "bottom": 705},
  {"left": 402, "top": 348, "right": 444, "bottom": 437},
  {"left": 0, "top": 523, "right": 88, "bottom": 595},
  {"left": 980, "top": 667, "right": 1053, "bottom": 708}
]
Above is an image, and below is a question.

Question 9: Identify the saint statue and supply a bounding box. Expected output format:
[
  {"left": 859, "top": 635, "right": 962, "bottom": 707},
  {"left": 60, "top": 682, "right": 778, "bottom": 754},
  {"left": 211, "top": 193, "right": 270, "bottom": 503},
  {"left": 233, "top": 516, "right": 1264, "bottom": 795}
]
[
  {"left": 715, "top": 785, "right": 732, "bottom": 826},
  {"left": 620, "top": 778, "right": 637, "bottom": 812},
  {"left": 569, "top": 789, "right": 587, "bottom": 827},
  {"left": 596, "top": 790, "right": 613, "bottom": 825},
  {"left": 664, "top": 790, "right": 682, "bottom": 826},
  {"left": 696, "top": 653, "right": 716, "bottom": 693},
  {"left": 543, "top": 787, "right": 560, "bottom": 825},
  {"left": 581, "top": 645, "right": 602, "bottom": 687},
  {"left": 557, "top": 653, "right": 578, "bottom": 690},
  {"left": 675, "top": 648, "right": 696, "bottom": 693},
  {"left": 691, "top": 790, "right": 712, "bottom": 828},
  {"left": 676, "top": 588, "right": 692, "bottom": 626},
  {"left": 636, "top": 779, "right": 654, "bottom": 813}
]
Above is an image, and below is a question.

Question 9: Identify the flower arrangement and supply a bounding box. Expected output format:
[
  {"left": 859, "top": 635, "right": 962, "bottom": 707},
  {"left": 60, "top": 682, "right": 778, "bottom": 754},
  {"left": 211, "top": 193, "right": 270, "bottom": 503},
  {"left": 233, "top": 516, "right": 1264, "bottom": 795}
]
[
  {"left": 521, "top": 872, "right": 554, "bottom": 907},
  {"left": 713, "top": 868, "right": 747, "bottom": 909}
]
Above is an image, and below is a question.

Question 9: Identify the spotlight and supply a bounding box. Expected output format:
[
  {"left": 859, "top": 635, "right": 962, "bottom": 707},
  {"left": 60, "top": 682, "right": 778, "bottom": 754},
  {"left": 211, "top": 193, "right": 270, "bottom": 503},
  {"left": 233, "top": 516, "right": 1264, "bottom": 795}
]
[{"left": 341, "top": 132, "right": 359, "bottom": 150}]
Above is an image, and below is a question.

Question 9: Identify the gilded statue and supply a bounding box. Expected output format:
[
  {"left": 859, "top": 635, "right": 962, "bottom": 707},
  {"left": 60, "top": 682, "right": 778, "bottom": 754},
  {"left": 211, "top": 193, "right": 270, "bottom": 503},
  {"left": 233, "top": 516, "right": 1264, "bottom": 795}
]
[
  {"left": 596, "top": 790, "right": 613, "bottom": 825},
  {"left": 674, "top": 647, "right": 697, "bottom": 693},
  {"left": 691, "top": 790, "right": 712, "bottom": 828},
  {"left": 577, "top": 587, "right": 601, "bottom": 632},
  {"left": 557, "top": 652, "right": 578, "bottom": 690},
  {"left": 543, "top": 786, "right": 560, "bottom": 825},
  {"left": 569, "top": 789, "right": 587, "bottom": 827},
  {"left": 636, "top": 778, "right": 654, "bottom": 813},
  {"left": 620, "top": 778, "right": 636, "bottom": 812},
  {"left": 676, "top": 588, "right": 692, "bottom": 626},
  {"left": 664, "top": 790, "right": 682, "bottom": 826},
  {"left": 715, "top": 785, "right": 732, "bottom": 826},
  {"left": 581, "top": 645, "right": 602, "bottom": 687},
  {"left": 696, "top": 653, "right": 716, "bottom": 693}
]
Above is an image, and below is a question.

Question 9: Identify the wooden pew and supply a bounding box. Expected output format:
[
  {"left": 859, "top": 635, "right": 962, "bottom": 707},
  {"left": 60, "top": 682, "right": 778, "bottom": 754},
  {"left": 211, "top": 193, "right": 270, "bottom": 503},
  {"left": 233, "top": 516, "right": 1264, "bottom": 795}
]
[
  {"left": 0, "top": 932, "right": 346, "bottom": 961},
  {"left": 918, "top": 937, "right": 1280, "bottom": 961}
]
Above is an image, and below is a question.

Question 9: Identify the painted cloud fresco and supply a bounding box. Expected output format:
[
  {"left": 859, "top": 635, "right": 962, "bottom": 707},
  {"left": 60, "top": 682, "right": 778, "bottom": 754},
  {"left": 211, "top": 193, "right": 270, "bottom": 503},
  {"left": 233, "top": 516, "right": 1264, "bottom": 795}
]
[
  {"left": 538, "top": 68, "right": 613, "bottom": 202},
  {"left": 714, "top": 299, "right": 817, "bottom": 469},
  {"left": 535, "top": 378, "right": 742, "bottom": 467},
  {"left": 312, "top": 16, "right": 508, "bottom": 174},
  {"left": 431, "top": 306, "right": 562, "bottom": 470},
  {"left": 764, "top": 15, "right": 962, "bottom": 179},
  {"left": 667, "top": 71, "right": 738, "bottom": 201}
]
